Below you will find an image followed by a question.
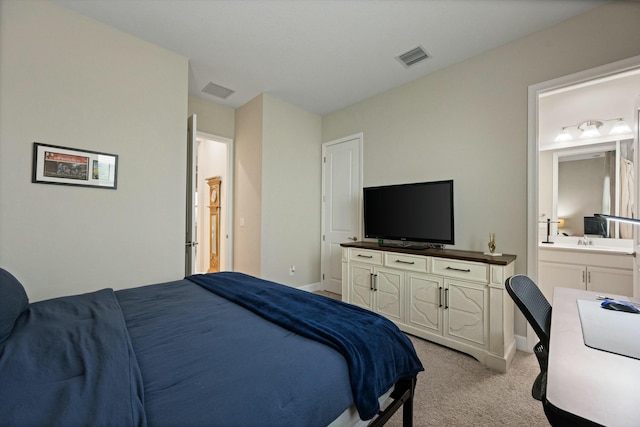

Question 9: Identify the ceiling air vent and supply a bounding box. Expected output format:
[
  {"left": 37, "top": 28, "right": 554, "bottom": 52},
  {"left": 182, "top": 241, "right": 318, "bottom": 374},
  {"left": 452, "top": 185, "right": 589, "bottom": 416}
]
[
  {"left": 396, "top": 46, "right": 430, "bottom": 68},
  {"left": 201, "top": 82, "right": 235, "bottom": 99}
]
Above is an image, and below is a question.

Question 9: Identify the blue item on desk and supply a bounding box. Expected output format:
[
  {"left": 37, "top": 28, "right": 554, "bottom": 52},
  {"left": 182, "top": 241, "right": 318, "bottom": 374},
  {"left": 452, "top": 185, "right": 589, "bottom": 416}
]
[{"left": 601, "top": 299, "right": 640, "bottom": 313}]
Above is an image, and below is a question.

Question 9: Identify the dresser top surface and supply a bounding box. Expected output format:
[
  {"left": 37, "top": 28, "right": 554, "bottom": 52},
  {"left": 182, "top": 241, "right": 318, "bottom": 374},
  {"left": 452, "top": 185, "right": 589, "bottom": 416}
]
[{"left": 341, "top": 241, "right": 517, "bottom": 266}]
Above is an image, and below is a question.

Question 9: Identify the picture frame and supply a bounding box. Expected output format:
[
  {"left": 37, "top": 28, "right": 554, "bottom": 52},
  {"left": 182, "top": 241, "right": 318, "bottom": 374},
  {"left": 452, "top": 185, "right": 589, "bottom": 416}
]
[{"left": 32, "top": 142, "right": 118, "bottom": 189}]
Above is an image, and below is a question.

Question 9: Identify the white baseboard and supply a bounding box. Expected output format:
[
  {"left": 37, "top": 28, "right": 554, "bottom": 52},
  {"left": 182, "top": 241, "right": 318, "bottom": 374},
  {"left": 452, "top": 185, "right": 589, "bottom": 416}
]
[
  {"left": 515, "top": 334, "right": 531, "bottom": 353},
  {"left": 297, "top": 282, "right": 322, "bottom": 292}
]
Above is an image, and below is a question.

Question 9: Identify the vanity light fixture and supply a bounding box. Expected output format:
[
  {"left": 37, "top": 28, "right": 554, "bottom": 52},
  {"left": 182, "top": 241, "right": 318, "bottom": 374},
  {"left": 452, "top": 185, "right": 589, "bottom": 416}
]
[
  {"left": 578, "top": 120, "right": 602, "bottom": 138},
  {"left": 553, "top": 117, "right": 632, "bottom": 142},
  {"left": 554, "top": 128, "right": 573, "bottom": 143},
  {"left": 610, "top": 118, "right": 632, "bottom": 135}
]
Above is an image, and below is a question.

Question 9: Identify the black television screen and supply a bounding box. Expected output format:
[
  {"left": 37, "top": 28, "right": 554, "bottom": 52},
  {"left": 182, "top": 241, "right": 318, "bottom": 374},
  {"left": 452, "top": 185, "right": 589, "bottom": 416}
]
[{"left": 363, "top": 180, "right": 454, "bottom": 246}]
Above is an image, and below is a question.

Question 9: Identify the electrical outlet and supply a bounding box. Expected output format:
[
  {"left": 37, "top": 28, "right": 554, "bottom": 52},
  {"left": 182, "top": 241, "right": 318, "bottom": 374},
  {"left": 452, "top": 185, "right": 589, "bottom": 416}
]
[{"left": 289, "top": 265, "right": 295, "bottom": 276}]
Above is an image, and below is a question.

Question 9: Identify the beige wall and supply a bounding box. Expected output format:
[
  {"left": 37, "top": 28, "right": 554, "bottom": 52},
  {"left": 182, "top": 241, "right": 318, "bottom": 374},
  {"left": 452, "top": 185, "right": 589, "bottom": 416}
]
[
  {"left": 233, "top": 95, "right": 264, "bottom": 276},
  {"left": 3, "top": 1, "right": 639, "bottom": 321},
  {"left": 322, "top": 2, "right": 640, "bottom": 274},
  {"left": 321, "top": 2, "right": 640, "bottom": 336},
  {"left": 233, "top": 94, "right": 322, "bottom": 284},
  {"left": 261, "top": 94, "right": 322, "bottom": 286},
  {"left": 188, "top": 96, "right": 235, "bottom": 140},
  {"left": 0, "top": 1, "right": 188, "bottom": 301}
]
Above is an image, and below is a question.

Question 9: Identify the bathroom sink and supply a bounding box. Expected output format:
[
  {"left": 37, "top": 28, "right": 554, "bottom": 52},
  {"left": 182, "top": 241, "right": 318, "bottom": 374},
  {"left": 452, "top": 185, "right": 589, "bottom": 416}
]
[{"left": 539, "top": 242, "right": 634, "bottom": 254}]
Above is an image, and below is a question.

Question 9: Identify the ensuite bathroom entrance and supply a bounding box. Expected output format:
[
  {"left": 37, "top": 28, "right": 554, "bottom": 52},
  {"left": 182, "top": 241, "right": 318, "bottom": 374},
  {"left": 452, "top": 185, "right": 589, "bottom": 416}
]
[{"left": 529, "top": 56, "right": 640, "bottom": 344}]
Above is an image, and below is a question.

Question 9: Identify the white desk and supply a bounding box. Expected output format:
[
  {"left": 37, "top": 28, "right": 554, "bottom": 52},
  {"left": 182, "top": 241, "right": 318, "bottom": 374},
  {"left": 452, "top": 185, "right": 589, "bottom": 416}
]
[{"left": 547, "top": 287, "right": 640, "bottom": 426}]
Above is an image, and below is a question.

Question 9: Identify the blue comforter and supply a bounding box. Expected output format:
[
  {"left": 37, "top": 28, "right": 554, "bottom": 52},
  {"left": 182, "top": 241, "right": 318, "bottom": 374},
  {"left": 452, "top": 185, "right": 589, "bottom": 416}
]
[
  {"left": 0, "top": 272, "right": 423, "bottom": 426},
  {"left": 187, "top": 272, "right": 424, "bottom": 421},
  {"left": 117, "top": 279, "right": 356, "bottom": 427},
  {"left": 0, "top": 289, "right": 145, "bottom": 427}
]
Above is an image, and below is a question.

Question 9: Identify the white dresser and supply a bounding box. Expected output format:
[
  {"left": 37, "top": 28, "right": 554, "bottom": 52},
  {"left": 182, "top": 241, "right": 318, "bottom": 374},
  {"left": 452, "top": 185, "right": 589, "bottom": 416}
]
[{"left": 341, "top": 242, "right": 517, "bottom": 372}]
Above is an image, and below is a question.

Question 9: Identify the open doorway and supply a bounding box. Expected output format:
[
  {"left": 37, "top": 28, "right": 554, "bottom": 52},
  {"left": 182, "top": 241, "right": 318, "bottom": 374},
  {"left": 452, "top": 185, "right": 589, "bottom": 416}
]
[
  {"left": 195, "top": 132, "right": 234, "bottom": 273},
  {"left": 527, "top": 55, "right": 640, "bottom": 350}
]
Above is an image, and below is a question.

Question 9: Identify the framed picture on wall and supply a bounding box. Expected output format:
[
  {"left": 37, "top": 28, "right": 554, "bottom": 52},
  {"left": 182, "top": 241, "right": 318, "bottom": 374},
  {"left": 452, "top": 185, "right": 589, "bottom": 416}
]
[{"left": 32, "top": 142, "right": 118, "bottom": 189}]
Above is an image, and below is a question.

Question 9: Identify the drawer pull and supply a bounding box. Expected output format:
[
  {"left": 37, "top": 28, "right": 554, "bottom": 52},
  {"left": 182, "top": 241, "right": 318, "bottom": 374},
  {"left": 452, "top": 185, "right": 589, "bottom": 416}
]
[
  {"left": 357, "top": 254, "right": 373, "bottom": 258},
  {"left": 395, "top": 259, "right": 415, "bottom": 265},
  {"left": 446, "top": 266, "right": 471, "bottom": 273}
]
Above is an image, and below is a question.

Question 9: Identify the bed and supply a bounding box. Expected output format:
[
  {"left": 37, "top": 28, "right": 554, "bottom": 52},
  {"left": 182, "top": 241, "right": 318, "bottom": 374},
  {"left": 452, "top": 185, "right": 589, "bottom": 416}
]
[{"left": 0, "top": 269, "right": 423, "bottom": 427}]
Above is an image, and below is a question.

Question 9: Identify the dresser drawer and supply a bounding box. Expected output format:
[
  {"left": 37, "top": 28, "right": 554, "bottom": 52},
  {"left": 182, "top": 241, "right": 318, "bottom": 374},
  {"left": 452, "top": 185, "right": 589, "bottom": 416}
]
[
  {"left": 432, "top": 258, "right": 488, "bottom": 283},
  {"left": 349, "top": 249, "right": 383, "bottom": 265},
  {"left": 384, "top": 252, "right": 428, "bottom": 273}
]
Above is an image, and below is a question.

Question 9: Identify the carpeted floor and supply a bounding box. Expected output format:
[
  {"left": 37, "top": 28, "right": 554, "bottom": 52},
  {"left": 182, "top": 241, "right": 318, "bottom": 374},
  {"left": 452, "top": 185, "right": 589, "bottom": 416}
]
[
  {"left": 313, "top": 291, "right": 549, "bottom": 426},
  {"left": 385, "top": 335, "right": 550, "bottom": 426}
]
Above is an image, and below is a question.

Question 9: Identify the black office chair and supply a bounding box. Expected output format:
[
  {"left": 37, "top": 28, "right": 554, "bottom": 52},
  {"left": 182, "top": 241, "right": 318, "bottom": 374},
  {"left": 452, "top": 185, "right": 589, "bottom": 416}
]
[
  {"left": 505, "top": 274, "right": 551, "bottom": 401},
  {"left": 506, "top": 275, "right": 602, "bottom": 426}
]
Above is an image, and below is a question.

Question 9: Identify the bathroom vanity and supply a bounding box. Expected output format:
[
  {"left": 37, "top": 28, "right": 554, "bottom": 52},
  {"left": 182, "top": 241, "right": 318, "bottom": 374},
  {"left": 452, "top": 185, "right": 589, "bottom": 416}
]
[{"left": 538, "top": 237, "right": 634, "bottom": 302}]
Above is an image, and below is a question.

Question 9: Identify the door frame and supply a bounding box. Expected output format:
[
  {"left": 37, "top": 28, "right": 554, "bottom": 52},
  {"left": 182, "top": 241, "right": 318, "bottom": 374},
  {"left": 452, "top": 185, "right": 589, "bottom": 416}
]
[
  {"left": 196, "top": 130, "right": 235, "bottom": 272},
  {"left": 186, "top": 114, "right": 197, "bottom": 276},
  {"left": 321, "top": 132, "right": 363, "bottom": 294},
  {"left": 527, "top": 55, "right": 640, "bottom": 349}
]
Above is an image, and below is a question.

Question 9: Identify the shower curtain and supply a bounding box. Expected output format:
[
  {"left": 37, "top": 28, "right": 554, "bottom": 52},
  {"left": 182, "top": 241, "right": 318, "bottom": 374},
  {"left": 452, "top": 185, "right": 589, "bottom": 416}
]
[{"left": 620, "top": 157, "right": 634, "bottom": 239}]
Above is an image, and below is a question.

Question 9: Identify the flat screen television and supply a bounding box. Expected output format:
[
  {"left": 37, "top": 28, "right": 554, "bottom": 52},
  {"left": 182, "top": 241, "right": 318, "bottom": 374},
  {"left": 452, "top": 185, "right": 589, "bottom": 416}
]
[{"left": 363, "top": 180, "right": 454, "bottom": 247}]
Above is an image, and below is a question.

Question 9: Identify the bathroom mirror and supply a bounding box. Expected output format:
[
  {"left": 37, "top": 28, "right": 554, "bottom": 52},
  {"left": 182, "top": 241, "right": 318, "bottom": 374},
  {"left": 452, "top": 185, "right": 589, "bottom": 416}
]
[{"left": 552, "top": 139, "right": 634, "bottom": 239}]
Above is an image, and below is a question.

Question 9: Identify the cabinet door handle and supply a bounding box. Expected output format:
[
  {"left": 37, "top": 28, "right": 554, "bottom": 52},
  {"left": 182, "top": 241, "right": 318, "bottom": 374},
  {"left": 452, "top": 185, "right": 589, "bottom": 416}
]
[
  {"left": 373, "top": 274, "right": 378, "bottom": 291},
  {"left": 444, "top": 288, "right": 449, "bottom": 309},
  {"left": 446, "top": 266, "right": 471, "bottom": 273},
  {"left": 438, "top": 286, "right": 443, "bottom": 307},
  {"left": 358, "top": 254, "right": 373, "bottom": 259},
  {"left": 369, "top": 273, "right": 378, "bottom": 291},
  {"left": 582, "top": 271, "right": 585, "bottom": 283},
  {"left": 395, "top": 259, "right": 415, "bottom": 265},
  {"left": 588, "top": 271, "right": 591, "bottom": 283}
]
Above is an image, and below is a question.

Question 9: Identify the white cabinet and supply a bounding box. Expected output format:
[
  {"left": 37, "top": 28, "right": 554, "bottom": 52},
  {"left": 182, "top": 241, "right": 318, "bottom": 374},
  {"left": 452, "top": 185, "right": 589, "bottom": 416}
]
[
  {"left": 407, "top": 272, "right": 487, "bottom": 349},
  {"left": 349, "top": 261, "right": 404, "bottom": 323},
  {"left": 444, "top": 279, "right": 487, "bottom": 347},
  {"left": 406, "top": 273, "right": 443, "bottom": 334},
  {"left": 342, "top": 243, "right": 516, "bottom": 372},
  {"left": 587, "top": 266, "right": 633, "bottom": 295},
  {"left": 538, "top": 247, "right": 633, "bottom": 301}
]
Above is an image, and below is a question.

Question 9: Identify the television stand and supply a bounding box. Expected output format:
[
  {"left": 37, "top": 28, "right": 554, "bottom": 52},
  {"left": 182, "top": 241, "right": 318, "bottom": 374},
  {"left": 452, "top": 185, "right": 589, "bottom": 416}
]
[
  {"left": 404, "top": 244, "right": 429, "bottom": 250},
  {"left": 340, "top": 241, "right": 517, "bottom": 372},
  {"left": 379, "top": 242, "right": 408, "bottom": 249}
]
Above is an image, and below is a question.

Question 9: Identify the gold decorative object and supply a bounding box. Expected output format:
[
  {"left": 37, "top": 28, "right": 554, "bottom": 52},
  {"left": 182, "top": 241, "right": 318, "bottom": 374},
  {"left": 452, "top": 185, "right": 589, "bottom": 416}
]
[{"left": 488, "top": 233, "right": 496, "bottom": 254}]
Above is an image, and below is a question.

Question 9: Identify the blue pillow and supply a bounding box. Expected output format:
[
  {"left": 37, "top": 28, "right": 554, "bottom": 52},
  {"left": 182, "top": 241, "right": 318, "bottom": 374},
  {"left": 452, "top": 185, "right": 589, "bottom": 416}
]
[{"left": 0, "top": 269, "right": 29, "bottom": 343}]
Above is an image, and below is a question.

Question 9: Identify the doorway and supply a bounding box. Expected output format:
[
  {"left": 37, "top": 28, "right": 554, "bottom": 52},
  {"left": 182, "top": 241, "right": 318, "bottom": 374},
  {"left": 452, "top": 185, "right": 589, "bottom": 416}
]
[
  {"left": 528, "top": 56, "right": 640, "bottom": 348},
  {"left": 195, "top": 132, "right": 234, "bottom": 273}
]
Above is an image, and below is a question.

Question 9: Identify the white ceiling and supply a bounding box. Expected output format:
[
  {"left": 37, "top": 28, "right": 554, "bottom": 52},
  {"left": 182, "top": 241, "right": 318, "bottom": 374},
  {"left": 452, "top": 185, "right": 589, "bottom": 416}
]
[
  {"left": 53, "top": 0, "right": 608, "bottom": 115},
  {"left": 539, "top": 70, "right": 640, "bottom": 151}
]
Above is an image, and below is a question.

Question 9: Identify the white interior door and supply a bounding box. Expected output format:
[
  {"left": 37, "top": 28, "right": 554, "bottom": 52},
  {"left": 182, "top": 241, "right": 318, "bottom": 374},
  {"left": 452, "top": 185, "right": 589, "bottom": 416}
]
[
  {"left": 321, "top": 134, "right": 362, "bottom": 294},
  {"left": 185, "top": 114, "right": 197, "bottom": 276}
]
